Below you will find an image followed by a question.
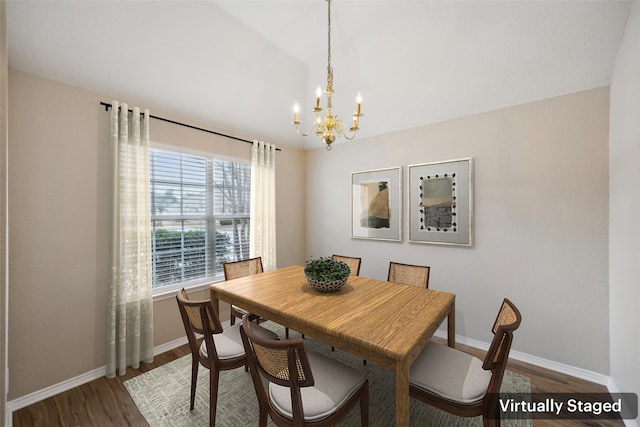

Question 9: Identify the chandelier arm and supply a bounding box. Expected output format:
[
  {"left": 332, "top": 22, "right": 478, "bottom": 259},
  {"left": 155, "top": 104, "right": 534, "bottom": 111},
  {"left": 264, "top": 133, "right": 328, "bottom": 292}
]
[
  {"left": 330, "top": 115, "right": 355, "bottom": 140},
  {"left": 331, "top": 115, "right": 358, "bottom": 138},
  {"left": 295, "top": 108, "right": 323, "bottom": 137},
  {"left": 341, "top": 125, "right": 358, "bottom": 141},
  {"left": 295, "top": 123, "right": 318, "bottom": 137}
]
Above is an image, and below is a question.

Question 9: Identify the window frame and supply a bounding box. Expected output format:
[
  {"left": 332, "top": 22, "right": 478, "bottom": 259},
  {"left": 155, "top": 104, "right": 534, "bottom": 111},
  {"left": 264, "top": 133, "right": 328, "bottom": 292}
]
[{"left": 149, "top": 144, "right": 251, "bottom": 300}]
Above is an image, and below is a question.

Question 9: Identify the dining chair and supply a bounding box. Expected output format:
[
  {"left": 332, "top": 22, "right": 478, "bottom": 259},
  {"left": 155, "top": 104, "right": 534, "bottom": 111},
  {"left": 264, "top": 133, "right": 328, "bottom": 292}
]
[
  {"left": 409, "top": 298, "right": 522, "bottom": 427},
  {"left": 332, "top": 254, "right": 362, "bottom": 277},
  {"left": 176, "top": 288, "right": 278, "bottom": 426},
  {"left": 240, "top": 315, "right": 369, "bottom": 427},
  {"left": 387, "top": 261, "right": 430, "bottom": 288},
  {"left": 223, "top": 257, "right": 264, "bottom": 326}
]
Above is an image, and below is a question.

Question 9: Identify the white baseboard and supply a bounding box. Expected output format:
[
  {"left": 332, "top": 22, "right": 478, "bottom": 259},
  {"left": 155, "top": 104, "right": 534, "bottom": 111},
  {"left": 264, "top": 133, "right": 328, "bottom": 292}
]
[
  {"left": 5, "top": 335, "right": 189, "bottom": 422},
  {"left": 152, "top": 336, "right": 189, "bottom": 358},
  {"left": 6, "top": 365, "right": 106, "bottom": 417}
]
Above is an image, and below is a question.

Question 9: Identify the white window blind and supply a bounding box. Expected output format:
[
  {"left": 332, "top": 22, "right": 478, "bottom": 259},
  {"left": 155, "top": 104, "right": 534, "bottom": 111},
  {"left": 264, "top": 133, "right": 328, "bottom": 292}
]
[{"left": 150, "top": 148, "right": 251, "bottom": 291}]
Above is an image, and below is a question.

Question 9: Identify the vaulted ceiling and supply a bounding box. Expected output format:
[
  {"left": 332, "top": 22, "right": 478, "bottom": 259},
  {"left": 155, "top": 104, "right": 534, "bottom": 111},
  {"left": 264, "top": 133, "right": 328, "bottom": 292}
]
[{"left": 7, "top": 1, "right": 632, "bottom": 150}]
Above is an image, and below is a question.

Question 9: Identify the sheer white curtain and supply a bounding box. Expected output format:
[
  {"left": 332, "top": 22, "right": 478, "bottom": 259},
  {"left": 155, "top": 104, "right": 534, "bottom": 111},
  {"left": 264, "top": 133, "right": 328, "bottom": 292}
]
[
  {"left": 250, "top": 140, "right": 277, "bottom": 270},
  {"left": 106, "top": 101, "right": 154, "bottom": 378}
]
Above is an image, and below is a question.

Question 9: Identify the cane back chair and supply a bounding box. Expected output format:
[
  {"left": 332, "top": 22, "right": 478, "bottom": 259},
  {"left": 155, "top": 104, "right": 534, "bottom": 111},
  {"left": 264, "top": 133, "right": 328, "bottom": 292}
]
[
  {"left": 331, "top": 254, "right": 362, "bottom": 277},
  {"left": 176, "top": 288, "right": 278, "bottom": 426},
  {"left": 223, "top": 257, "right": 264, "bottom": 325},
  {"left": 387, "top": 261, "right": 430, "bottom": 288},
  {"left": 240, "top": 316, "right": 369, "bottom": 427},
  {"left": 409, "top": 298, "right": 522, "bottom": 427}
]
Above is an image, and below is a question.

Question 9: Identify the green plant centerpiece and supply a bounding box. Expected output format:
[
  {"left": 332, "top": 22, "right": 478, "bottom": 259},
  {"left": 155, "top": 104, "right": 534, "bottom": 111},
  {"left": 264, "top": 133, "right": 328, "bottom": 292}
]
[{"left": 304, "top": 256, "right": 351, "bottom": 293}]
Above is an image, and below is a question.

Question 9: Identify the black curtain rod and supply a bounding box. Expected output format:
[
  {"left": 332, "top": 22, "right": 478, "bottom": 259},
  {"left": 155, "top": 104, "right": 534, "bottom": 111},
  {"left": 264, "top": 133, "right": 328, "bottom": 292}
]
[{"left": 100, "top": 101, "right": 281, "bottom": 151}]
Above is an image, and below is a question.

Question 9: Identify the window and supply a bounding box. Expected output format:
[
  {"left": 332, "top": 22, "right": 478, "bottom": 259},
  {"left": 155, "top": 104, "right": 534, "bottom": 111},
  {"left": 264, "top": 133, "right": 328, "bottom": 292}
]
[{"left": 149, "top": 148, "right": 251, "bottom": 292}]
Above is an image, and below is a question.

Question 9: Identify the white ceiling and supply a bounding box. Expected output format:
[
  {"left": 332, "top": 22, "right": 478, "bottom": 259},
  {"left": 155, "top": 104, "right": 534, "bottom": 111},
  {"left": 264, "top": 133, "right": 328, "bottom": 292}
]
[{"left": 7, "top": 1, "right": 633, "bottom": 150}]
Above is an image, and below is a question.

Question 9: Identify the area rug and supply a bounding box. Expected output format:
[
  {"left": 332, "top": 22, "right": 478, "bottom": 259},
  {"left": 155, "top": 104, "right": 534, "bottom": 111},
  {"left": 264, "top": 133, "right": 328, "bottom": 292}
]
[{"left": 125, "top": 322, "right": 531, "bottom": 426}]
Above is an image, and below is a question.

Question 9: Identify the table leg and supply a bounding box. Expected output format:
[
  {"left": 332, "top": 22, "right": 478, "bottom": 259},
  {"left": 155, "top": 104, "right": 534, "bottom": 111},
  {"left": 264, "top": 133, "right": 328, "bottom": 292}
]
[
  {"left": 210, "top": 289, "right": 220, "bottom": 320},
  {"left": 395, "top": 361, "right": 410, "bottom": 427},
  {"left": 448, "top": 299, "right": 456, "bottom": 348}
]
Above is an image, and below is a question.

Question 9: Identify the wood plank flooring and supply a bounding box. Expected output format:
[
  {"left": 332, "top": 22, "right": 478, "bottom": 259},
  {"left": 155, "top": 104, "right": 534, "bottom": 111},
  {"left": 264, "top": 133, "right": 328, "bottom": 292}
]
[{"left": 12, "top": 340, "right": 623, "bottom": 427}]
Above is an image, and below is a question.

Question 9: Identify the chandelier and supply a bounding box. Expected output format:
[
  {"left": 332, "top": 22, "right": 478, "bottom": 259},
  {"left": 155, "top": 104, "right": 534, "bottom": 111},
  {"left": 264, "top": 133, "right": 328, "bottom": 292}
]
[{"left": 292, "top": 0, "right": 363, "bottom": 151}]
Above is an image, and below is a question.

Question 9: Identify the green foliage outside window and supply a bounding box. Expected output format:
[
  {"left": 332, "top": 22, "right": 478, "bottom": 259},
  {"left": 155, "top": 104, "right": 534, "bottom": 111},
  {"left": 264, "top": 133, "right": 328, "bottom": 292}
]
[{"left": 152, "top": 229, "right": 232, "bottom": 287}]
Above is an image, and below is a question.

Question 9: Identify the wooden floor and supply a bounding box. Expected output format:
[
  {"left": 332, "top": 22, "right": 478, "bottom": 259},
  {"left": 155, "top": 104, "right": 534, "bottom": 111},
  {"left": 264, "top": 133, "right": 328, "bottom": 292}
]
[{"left": 12, "top": 340, "right": 623, "bottom": 427}]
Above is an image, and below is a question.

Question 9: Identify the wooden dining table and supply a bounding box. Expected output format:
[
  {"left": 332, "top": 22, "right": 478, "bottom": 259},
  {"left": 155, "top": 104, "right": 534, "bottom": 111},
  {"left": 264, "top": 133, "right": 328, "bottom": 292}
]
[{"left": 209, "top": 265, "right": 455, "bottom": 427}]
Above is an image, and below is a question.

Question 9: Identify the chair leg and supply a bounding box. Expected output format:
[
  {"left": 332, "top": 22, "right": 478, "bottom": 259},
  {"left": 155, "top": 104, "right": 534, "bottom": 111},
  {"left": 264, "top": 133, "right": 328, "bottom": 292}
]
[
  {"left": 483, "top": 416, "right": 499, "bottom": 427},
  {"left": 483, "top": 400, "right": 501, "bottom": 427},
  {"left": 209, "top": 368, "right": 220, "bottom": 426},
  {"left": 360, "top": 381, "right": 369, "bottom": 427},
  {"left": 284, "top": 328, "right": 304, "bottom": 339},
  {"left": 259, "top": 405, "right": 269, "bottom": 427},
  {"left": 482, "top": 392, "right": 500, "bottom": 427},
  {"left": 230, "top": 313, "right": 236, "bottom": 326},
  {"left": 189, "top": 356, "right": 199, "bottom": 410}
]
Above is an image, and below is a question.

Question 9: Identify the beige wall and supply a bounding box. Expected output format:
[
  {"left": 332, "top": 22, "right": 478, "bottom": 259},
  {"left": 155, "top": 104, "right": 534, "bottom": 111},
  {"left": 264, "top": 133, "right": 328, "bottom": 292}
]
[
  {"left": 7, "top": 69, "right": 305, "bottom": 400},
  {"left": 610, "top": 0, "right": 640, "bottom": 411},
  {"left": 305, "top": 87, "right": 610, "bottom": 374}
]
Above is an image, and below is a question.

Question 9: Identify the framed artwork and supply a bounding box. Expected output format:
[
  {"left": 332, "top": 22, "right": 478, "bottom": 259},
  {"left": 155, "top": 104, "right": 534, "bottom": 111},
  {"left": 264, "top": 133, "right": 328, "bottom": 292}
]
[
  {"left": 408, "top": 158, "right": 473, "bottom": 246},
  {"left": 351, "top": 167, "right": 402, "bottom": 241}
]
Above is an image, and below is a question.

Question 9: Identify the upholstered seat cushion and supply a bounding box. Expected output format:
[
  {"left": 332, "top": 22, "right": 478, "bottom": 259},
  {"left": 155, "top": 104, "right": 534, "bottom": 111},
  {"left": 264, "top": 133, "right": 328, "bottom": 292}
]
[
  {"left": 269, "top": 351, "right": 366, "bottom": 422},
  {"left": 200, "top": 322, "right": 278, "bottom": 360},
  {"left": 409, "top": 342, "right": 491, "bottom": 404}
]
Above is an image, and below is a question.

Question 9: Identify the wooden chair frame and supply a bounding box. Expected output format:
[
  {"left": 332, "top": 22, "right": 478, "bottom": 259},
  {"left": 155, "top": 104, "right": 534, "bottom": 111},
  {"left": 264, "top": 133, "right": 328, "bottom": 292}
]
[
  {"left": 409, "top": 298, "right": 522, "bottom": 427},
  {"left": 240, "top": 316, "right": 369, "bottom": 427},
  {"left": 176, "top": 289, "right": 247, "bottom": 426}
]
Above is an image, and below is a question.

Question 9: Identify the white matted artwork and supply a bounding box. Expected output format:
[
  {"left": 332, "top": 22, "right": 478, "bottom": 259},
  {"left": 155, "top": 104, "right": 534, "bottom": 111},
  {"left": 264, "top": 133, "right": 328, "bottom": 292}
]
[
  {"left": 351, "top": 167, "right": 402, "bottom": 241},
  {"left": 408, "top": 158, "right": 473, "bottom": 246}
]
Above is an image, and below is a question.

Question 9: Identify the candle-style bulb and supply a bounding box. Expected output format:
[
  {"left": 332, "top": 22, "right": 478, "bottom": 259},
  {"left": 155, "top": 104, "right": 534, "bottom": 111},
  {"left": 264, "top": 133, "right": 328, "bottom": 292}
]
[{"left": 293, "top": 103, "right": 300, "bottom": 123}]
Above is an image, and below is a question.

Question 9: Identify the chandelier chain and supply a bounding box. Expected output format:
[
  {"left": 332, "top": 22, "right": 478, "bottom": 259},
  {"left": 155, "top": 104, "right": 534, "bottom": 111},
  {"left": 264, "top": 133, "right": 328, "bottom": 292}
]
[{"left": 327, "top": 0, "right": 333, "bottom": 91}]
